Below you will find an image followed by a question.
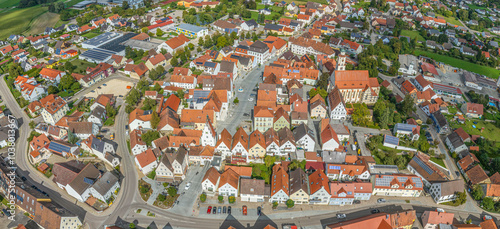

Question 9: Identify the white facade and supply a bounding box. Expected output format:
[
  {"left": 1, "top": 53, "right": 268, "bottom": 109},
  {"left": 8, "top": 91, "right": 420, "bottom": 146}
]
[
  {"left": 41, "top": 104, "right": 69, "bottom": 125},
  {"left": 309, "top": 187, "right": 330, "bottom": 205},
  {"left": 218, "top": 183, "right": 238, "bottom": 196},
  {"left": 329, "top": 103, "right": 347, "bottom": 120},
  {"left": 201, "top": 123, "right": 216, "bottom": 146},
  {"left": 322, "top": 138, "right": 339, "bottom": 151},
  {"left": 296, "top": 134, "right": 315, "bottom": 152},
  {"left": 202, "top": 177, "right": 219, "bottom": 194},
  {"left": 129, "top": 119, "right": 152, "bottom": 131},
  {"left": 135, "top": 157, "right": 158, "bottom": 175},
  {"left": 429, "top": 182, "right": 459, "bottom": 204},
  {"left": 269, "top": 189, "right": 288, "bottom": 203}
]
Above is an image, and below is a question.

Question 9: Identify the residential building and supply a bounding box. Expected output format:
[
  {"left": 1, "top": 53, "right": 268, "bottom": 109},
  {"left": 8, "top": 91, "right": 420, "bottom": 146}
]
[
  {"left": 372, "top": 174, "right": 423, "bottom": 197},
  {"left": 135, "top": 149, "right": 158, "bottom": 175},
  {"left": 445, "top": 132, "right": 467, "bottom": 154},
  {"left": 393, "top": 123, "right": 420, "bottom": 141},
  {"left": 321, "top": 124, "right": 340, "bottom": 151},
  {"left": 293, "top": 123, "right": 315, "bottom": 152},
  {"left": 431, "top": 111, "right": 448, "bottom": 134},
  {"left": 175, "top": 23, "right": 208, "bottom": 38},
  {"left": 288, "top": 36, "right": 335, "bottom": 57},
  {"left": 217, "top": 168, "right": 240, "bottom": 196},
  {"left": 39, "top": 68, "right": 65, "bottom": 83},
  {"left": 309, "top": 170, "right": 330, "bottom": 205},
  {"left": 327, "top": 86, "right": 347, "bottom": 120},
  {"left": 407, "top": 153, "right": 447, "bottom": 187},
  {"left": 201, "top": 167, "right": 220, "bottom": 195},
  {"left": 329, "top": 181, "right": 372, "bottom": 205},
  {"left": 332, "top": 70, "right": 380, "bottom": 104},
  {"left": 240, "top": 178, "right": 267, "bottom": 202},
  {"left": 81, "top": 135, "right": 119, "bottom": 167},
  {"left": 269, "top": 164, "right": 289, "bottom": 203},
  {"left": 156, "top": 147, "right": 189, "bottom": 182},
  {"left": 289, "top": 168, "right": 309, "bottom": 204},
  {"left": 325, "top": 213, "right": 392, "bottom": 229},
  {"left": 40, "top": 94, "right": 69, "bottom": 125},
  {"left": 421, "top": 211, "right": 454, "bottom": 229},
  {"left": 429, "top": 179, "right": 465, "bottom": 204},
  {"left": 461, "top": 103, "right": 484, "bottom": 118}
]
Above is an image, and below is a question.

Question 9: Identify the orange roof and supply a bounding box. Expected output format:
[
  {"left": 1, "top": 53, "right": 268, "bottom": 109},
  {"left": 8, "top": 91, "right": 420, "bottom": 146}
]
[
  {"left": 129, "top": 108, "right": 153, "bottom": 124},
  {"left": 248, "top": 130, "right": 265, "bottom": 149},
  {"left": 180, "top": 109, "right": 214, "bottom": 124},
  {"left": 147, "top": 53, "right": 166, "bottom": 66},
  {"left": 232, "top": 127, "right": 248, "bottom": 150},
  {"left": 133, "top": 63, "right": 149, "bottom": 76},
  {"left": 225, "top": 165, "right": 252, "bottom": 177},
  {"left": 171, "top": 75, "right": 196, "bottom": 84},
  {"left": 216, "top": 128, "right": 232, "bottom": 148},
  {"left": 321, "top": 124, "right": 339, "bottom": 144},
  {"left": 136, "top": 149, "right": 157, "bottom": 168},
  {"left": 203, "top": 167, "right": 220, "bottom": 184},
  {"left": 484, "top": 184, "right": 500, "bottom": 199},
  {"left": 271, "top": 164, "right": 289, "bottom": 195},
  {"left": 334, "top": 70, "right": 379, "bottom": 89},
  {"left": 254, "top": 106, "right": 274, "bottom": 118},
  {"left": 165, "top": 34, "right": 190, "bottom": 50},
  {"left": 218, "top": 168, "right": 240, "bottom": 189},
  {"left": 40, "top": 68, "right": 64, "bottom": 80},
  {"left": 309, "top": 170, "right": 330, "bottom": 194},
  {"left": 480, "top": 219, "right": 498, "bottom": 229},
  {"left": 172, "top": 67, "right": 190, "bottom": 76}
]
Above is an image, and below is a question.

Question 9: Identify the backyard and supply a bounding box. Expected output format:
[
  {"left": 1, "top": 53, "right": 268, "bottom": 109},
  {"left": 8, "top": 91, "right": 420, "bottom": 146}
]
[
  {"left": 435, "top": 13, "right": 464, "bottom": 27},
  {"left": 81, "top": 32, "right": 101, "bottom": 39},
  {"left": 70, "top": 58, "right": 97, "bottom": 74},
  {"left": 414, "top": 50, "right": 500, "bottom": 79},
  {"left": 400, "top": 30, "right": 425, "bottom": 42},
  {"left": 450, "top": 119, "right": 500, "bottom": 142}
]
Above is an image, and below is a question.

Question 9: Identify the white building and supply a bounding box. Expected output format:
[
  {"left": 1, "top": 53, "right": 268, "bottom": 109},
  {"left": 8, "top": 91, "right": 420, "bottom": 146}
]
[
  {"left": 328, "top": 87, "right": 347, "bottom": 120},
  {"left": 429, "top": 180, "right": 464, "bottom": 204},
  {"left": 308, "top": 171, "right": 331, "bottom": 205},
  {"left": 217, "top": 169, "right": 239, "bottom": 196},
  {"left": 372, "top": 174, "right": 423, "bottom": 197},
  {"left": 201, "top": 167, "right": 220, "bottom": 195},
  {"left": 240, "top": 178, "right": 267, "bottom": 202}
]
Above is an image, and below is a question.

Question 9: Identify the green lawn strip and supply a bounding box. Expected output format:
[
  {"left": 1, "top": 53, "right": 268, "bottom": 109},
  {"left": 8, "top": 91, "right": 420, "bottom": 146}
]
[
  {"left": 401, "top": 30, "right": 426, "bottom": 42},
  {"left": 81, "top": 32, "right": 101, "bottom": 39},
  {"left": 430, "top": 157, "right": 446, "bottom": 168},
  {"left": 70, "top": 59, "right": 97, "bottom": 74},
  {"left": 414, "top": 50, "right": 500, "bottom": 79},
  {"left": 435, "top": 13, "right": 464, "bottom": 27},
  {"left": 449, "top": 118, "right": 500, "bottom": 142}
]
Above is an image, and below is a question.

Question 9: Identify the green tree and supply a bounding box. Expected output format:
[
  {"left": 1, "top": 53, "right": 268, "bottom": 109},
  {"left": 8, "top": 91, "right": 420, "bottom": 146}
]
[
  {"left": 272, "top": 201, "right": 278, "bottom": 209},
  {"left": 400, "top": 94, "right": 415, "bottom": 116},
  {"left": 141, "top": 27, "right": 148, "bottom": 33},
  {"left": 141, "top": 98, "right": 157, "bottom": 110},
  {"left": 141, "top": 130, "right": 161, "bottom": 146},
  {"left": 158, "top": 194, "right": 166, "bottom": 201},
  {"left": 200, "top": 193, "right": 207, "bottom": 202},
  {"left": 453, "top": 191, "right": 467, "bottom": 205},
  {"left": 352, "top": 103, "right": 370, "bottom": 126},
  {"left": 229, "top": 196, "right": 235, "bottom": 203},
  {"left": 218, "top": 195, "right": 224, "bottom": 203},
  {"left": 233, "top": 97, "right": 239, "bottom": 104},
  {"left": 64, "top": 61, "right": 74, "bottom": 73},
  {"left": 483, "top": 197, "right": 495, "bottom": 210},
  {"left": 170, "top": 57, "right": 179, "bottom": 67},
  {"left": 129, "top": 223, "right": 136, "bottom": 229},
  {"left": 217, "top": 36, "right": 227, "bottom": 48},
  {"left": 59, "top": 74, "right": 76, "bottom": 90},
  {"left": 48, "top": 85, "right": 59, "bottom": 94},
  {"left": 286, "top": 199, "right": 294, "bottom": 208},
  {"left": 472, "top": 185, "right": 484, "bottom": 200},
  {"left": 156, "top": 28, "right": 164, "bottom": 37},
  {"left": 265, "top": 156, "right": 276, "bottom": 168},
  {"left": 317, "top": 73, "right": 329, "bottom": 90},
  {"left": 151, "top": 112, "right": 160, "bottom": 129},
  {"left": 167, "top": 186, "right": 177, "bottom": 197}
]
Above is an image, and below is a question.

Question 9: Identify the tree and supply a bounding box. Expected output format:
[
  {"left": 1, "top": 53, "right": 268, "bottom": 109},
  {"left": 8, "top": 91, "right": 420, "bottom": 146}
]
[
  {"left": 151, "top": 112, "right": 160, "bottom": 129},
  {"left": 170, "top": 57, "right": 179, "bottom": 67},
  {"left": 156, "top": 28, "right": 164, "bottom": 37},
  {"left": 218, "top": 195, "right": 224, "bottom": 203},
  {"left": 141, "top": 130, "right": 160, "bottom": 146},
  {"left": 453, "top": 191, "right": 467, "bottom": 205},
  {"left": 217, "top": 36, "right": 227, "bottom": 48},
  {"left": 482, "top": 197, "right": 495, "bottom": 210},
  {"left": 229, "top": 196, "right": 235, "bottom": 203},
  {"left": 286, "top": 199, "right": 294, "bottom": 208},
  {"left": 158, "top": 194, "right": 166, "bottom": 201},
  {"left": 106, "top": 104, "right": 117, "bottom": 118},
  {"left": 64, "top": 61, "right": 74, "bottom": 73},
  {"left": 233, "top": 97, "right": 239, "bottom": 104},
  {"left": 352, "top": 104, "right": 370, "bottom": 126},
  {"left": 308, "top": 88, "right": 327, "bottom": 99},
  {"left": 141, "top": 27, "right": 148, "bottom": 33},
  {"left": 197, "top": 47, "right": 202, "bottom": 52},
  {"left": 188, "top": 43, "right": 195, "bottom": 50},
  {"left": 129, "top": 223, "right": 135, "bottom": 229},
  {"left": 60, "top": 74, "right": 76, "bottom": 90},
  {"left": 472, "top": 185, "right": 484, "bottom": 200},
  {"left": 265, "top": 156, "right": 276, "bottom": 168},
  {"left": 200, "top": 193, "right": 207, "bottom": 202},
  {"left": 122, "top": 1, "right": 129, "bottom": 10},
  {"left": 317, "top": 73, "right": 329, "bottom": 90},
  {"left": 167, "top": 186, "right": 177, "bottom": 197},
  {"left": 48, "top": 85, "right": 59, "bottom": 94},
  {"left": 272, "top": 201, "right": 278, "bottom": 209},
  {"left": 141, "top": 98, "right": 157, "bottom": 110},
  {"left": 400, "top": 94, "right": 415, "bottom": 116},
  {"left": 29, "top": 121, "right": 36, "bottom": 129}
]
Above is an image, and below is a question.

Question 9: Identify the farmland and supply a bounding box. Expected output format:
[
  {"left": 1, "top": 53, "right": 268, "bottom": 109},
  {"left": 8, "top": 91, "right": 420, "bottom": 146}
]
[
  {"left": 0, "top": 6, "right": 52, "bottom": 39},
  {"left": 25, "top": 12, "right": 60, "bottom": 36},
  {"left": 0, "top": 0, "right": 20, "bottom": 9}
]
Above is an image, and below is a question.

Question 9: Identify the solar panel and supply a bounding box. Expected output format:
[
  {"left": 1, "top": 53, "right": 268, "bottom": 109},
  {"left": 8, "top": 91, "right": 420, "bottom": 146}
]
[
  {"left": 329, "top": 165, "right": 341, "bottom": 170},
  {"left": 412, "top": 177, "right": 423, "bottom": 188},
  {"left": 384, "top": 135, "right": 399, "bottom": 145},
  {"left": 83, "top": 177, "right": 95, "bottom": 185},
  {"left": 48, "top": 142, "right": 70, "bottom": 153},
  {"left": 414, "top": 157, "right": 434, "bottom": 175}
]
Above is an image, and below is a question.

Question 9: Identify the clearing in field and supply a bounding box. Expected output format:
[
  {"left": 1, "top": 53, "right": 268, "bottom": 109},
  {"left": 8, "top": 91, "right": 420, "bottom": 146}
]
[
  {"left": 25, "top": 11, "right": 60, "bottom": 36},
  {"left": 0, "top": 6, "right": 47, "bottom": 40},
  {"left": 414, "top": 50, "right": 500, "bottom": 79}
]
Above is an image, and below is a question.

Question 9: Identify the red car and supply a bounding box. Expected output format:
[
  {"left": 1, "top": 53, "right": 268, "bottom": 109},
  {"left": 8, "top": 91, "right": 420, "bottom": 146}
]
[
  {"left": 207, "top": 206, "right": 212, "bottom": 214},
  {"left": 242, "top": 205, "right": 247, "bottom": 215}
]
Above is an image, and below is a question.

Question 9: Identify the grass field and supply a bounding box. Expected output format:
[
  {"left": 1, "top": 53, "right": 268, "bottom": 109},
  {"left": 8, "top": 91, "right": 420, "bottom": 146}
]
[
  {"left": 81, "top": 32, "right": 101, "bottom": 39},
  {"left": 430, "top": 157, "right": 446, "bottom": 168},
  {"left": 414, "top": 50, "right": 500, "bottom": 79},
  {"left": 256, "top": 4, "right": 283, "bottom": 11},
  {"left": 468, "top": 4, "right": 487, "bottom": 10},
  {"left": 0, "top": 6, "right": 50, "bottom": 40},
  {"left": 65, "top": 0, "right": 86, "bottom": 7},
  {"left": 435, "top": 13, "right": 464, "bottom": 27},
  {"left": 0, "top": 0, "right": 20, "bottom": 9},
  {"left": 450, "top": 119, "right": 500, "bottom": 142},
  {"left": 70, "top": 59, "right": 97, "bottom": 74},
  {"left": 278, "top": 0, "right": 327, "bottom": 4},
  {"left": 245, "top": 11, "right": 281, "bottom": 21},
  {"left": 25, "top": 11, "right": 60, "bottom": 36},
  {"left": 401, "top": 30, "right": 425, "bottom": 42},
  {"left": 352, "top": 1, "right": 370, "bottom": 8}
]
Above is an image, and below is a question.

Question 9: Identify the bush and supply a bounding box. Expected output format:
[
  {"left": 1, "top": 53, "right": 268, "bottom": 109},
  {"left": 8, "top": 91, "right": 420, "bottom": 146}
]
[
  {"left": 200, "top": 193, "right": 207, "bottom": 202},
  {"left": 140, "top": 185, "right": 149, "bottom": 194},
  {"left": 218, "top": 195, "right": 224, "bottom": 203},
  {"left": 229, "top": 196, "right": 235, "bottom": 204},
  {"left": 272, "top": 201, "right": 278, "bottom": 209},
  {"left": 158, "top": 194, "right": 166, "bottom": 201},
  {"left": 286, "top": 199, "right": 294, "bottom": 208},
  {"left": 167, "top": 186, "right": 177, "bottom": 197}
]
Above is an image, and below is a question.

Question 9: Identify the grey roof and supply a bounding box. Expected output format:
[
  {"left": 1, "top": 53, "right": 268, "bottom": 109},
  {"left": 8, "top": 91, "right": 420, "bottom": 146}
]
[
  {"left": 432, "top": 111, "right": 448, "bottom": 128},
  {"left": 83, "top": 32, "right": 122, "bottom": 47},
  {"left": 292, "top": 123, "right": 314, "bottom": 141},
  {"left": 244, "top": 19, "right": 258, "bottom": 27},
  {"left": 122, "top": 39, "right": 160, "bottom": 51},
  {"left": 219, "top": 60, "right": 235, "bottom": 73},
  {"left": 68, "top": 163, "right": 101, "bottom": 195},
  {"left": 90, "top": 106, "right": 106, "bottom": 119},
  {"left": 68, "top": 122, "right": 94, "bottom": 134},
  {"left": 395, "top": 123, "right": 417, "bottom": 132},
  {"left": 177, "top": 23, "right": 206, "bottom": 33},
  {"left": 447, "top": 132, "right": 465, "bottom": 148},
  {"left": 322, "top": 151, "right": 346, "bottom": 164},
  {"left": 91, "top": 171, "right": 119, "bottom": 196},
  {"left": 289, "top": 169, "right": 309, "bottom": 195},
  {"left": 398, "top": 54, "right": 418, "bottom": 70},
  {"left": 331, "top": 124, "right": 349, "bottom": 136},
  {"left": 160, "top": 147, "right": 187, "bottom": 171},
  {"left": 203, "top": 62, "right": 217, "bottom": 68},
  {"left": 264, "top": 23, "right": 283, "bottom": 31},
  {"left": 240, "top": 178, "right": 267, "bottom": 196},
  {"left": 435, "top": 179, "right": 464, "bottom": 196},
  {"left": 52, "top": 160, "right": 87, "bottom": 186}
]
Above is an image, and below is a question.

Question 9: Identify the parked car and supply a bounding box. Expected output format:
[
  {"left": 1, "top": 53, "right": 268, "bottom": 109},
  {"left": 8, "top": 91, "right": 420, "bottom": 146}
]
[
  {"left": 257, "top": 206, "right": 261, "bottom": 216},
  {"left": 483, "top": 215, "right": 492, "bottom": 221},
  {"left": 455, "top": 171, "right": 460, "bottom": 177},
  {"left": 353, "top": 200, "right": 361, "bottom": 204},
  {"left": 212, "top": 207, "right": 216, "bottom": 214},
  {"left": 228, "top": 206, "right": 231, "bottom": 215},
  {"left": 207, "top": 206, "right": 212, "bottom": 214},
  {"left": 336, "top": 214, "right": 346, "bottom": 219},
  {"left": 223, "top": 206, "right": 226, "bottom": 214},
  {"left": 242, "top": 205, "right": 247, "bottom": 215},
  {"left": 185, "top": 182, "right": 191, "bottom": 190},
  {"left": 371, "top": 209, "right": 380, "bottom": 214},
  {"left": 377, "top": 198, "right": 386, "bottom": 203},
  {"left": 218, "top": 206, "right": 221, "bottom": 214}
]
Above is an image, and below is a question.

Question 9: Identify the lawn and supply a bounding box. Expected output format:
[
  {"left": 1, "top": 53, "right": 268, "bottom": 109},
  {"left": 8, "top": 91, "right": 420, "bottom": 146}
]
[
  {"left": 278, "top": 0, "right": 327, "bottom": 4},
  {"left": 414, "top": 50, "right": 500, "bottom": 79},
  {"left": 0, "top": 6, "right": 49, "bottom": 40},
  {"left": 0, "top": 0, "right": 20, "bottom": 9},
  {"left": 352, "top": 1, "right": 370, "bottom": 8},
  {"left": 65, "top": 0, "right": 86, "bottom": 7},
  {"left": 245, "top": 11, "right": 281, "bottom": 21},
  {"left": 401, "top": 30, "right": 425, "bottom": 42},
  {"left": 70, "top": 59, "right": 97, "bottom": 74},
  {"left": 435, "top": 13, "right": 464, "bottom": 27},
  {"left": 256, "top": 4, "right": 284, "bottom": 12},
  {"left": 81, "top": 32, "right": 101, "bottom": 39},
  {"left": 430, "top": 157, "right": 446, "bottom": 168},
  {"left": 467, "top": 4, "right": 487, "bottom": 10},
  {"left": 25, "top": 11, "right": 60, "bottom": 36},
  {"left": 450, "top": 119, "right": 500, "bottom": 142}
]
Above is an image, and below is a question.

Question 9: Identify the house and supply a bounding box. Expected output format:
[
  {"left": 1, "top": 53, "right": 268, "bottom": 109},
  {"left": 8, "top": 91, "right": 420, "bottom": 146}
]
[
  {"left": 156, "top": 147, "right": 189, "bottom": 182},
  {"left": 481, "top": 183, "right": 500, "bottom": 201},
  {"left": 180, "top": 109, "right": 215, "bottom": 130},
  {"left": 202, "top": 167, "right": 220, "bottom": 195},
  {"left": 461, "top": 103, "right": 483, "bottom": 118},
  {"left": 240, "top": 178, "right": 267, "bottom": 202},
  {"left": 170, "top": 75, "right": 197, "bottom": 89},
  {"left": 278, "top": 127, "right": 295, "bottom": 155},
  {"left": 87, "top": 106, "right": 106, "bottom": 126},
  {"left": 145, "top": 53, "right": 167, "bottom": 70},
  {"left": 289, "top": 37, "right": 335, "bottom": 57},
  {"left": 29, "top": 134, "right": 51, "bottom": 163},
  {"left": 130, "top": 130, "right": 147, "bottom": 155},
  {"left": 68, "top": 122, "right": 99, "bottom": 140},
  {"left": 321, "top": 124, "right": 340, "bottom": 151},
  {"left": 429, "top": 179, "right": 465, "bottom": 204},
  {"left": 325, "top": 161, "right": 370, "bottom": 181},
  {"left": 293, "top": 123, "right": 315, "bottom": 152},
  {"left": 430, "top": 111, "right": 448, "bottom": 134},
  {"left": 175, "top": 23, "right": 208, "bottom": 38},
  {"left": 465, "top": 164, "right": 490, "bottom": 185},
  {"left": 159, "top": 34, "right": 190, "bottom": 53},
  {"left": 269, "top": 164, "right": 289, "bottom": 203},
  {"left": 421, "top": 211, "right": 454, "bottom": 229},
  {"left": 289, "top": 168, "right": 310, "bottom": 204},
  {"left": 54, "top": 162, "right": 101, "bottom": 202},
  {"left": 248, "top": 130, "right": 266, "bottom": 161},
  {"left": 90, "top": 94, "right": 114, "bottom": 111},
  {"left": 215, "top": 129, "right": 232, "bottom": 159},
  {"left": 332, "top": 70, "right": 379, "bottom": 105},
  {"left": 329, "top": 182, "right": 372, "bottom": 205},
  {"left": 460, "top": 46, "right": 477, "bottom": 56},
  {"left": 265, "top": 128, "right": 281, "bottom": 156},
  {"left": 217, "top": 168, "right": 240, "bottom": 196},
  {"left": 39, "top": 68, "right": 65, "bottom": 83},
  {"left": 213, "top": 20, "right": 239, "bottom": 34},
  {"left": 372, "top": 174, "right": 423, "bottom": 197},
  {"left": 231, "top": 127, "right": 249, "bottom": 159},
  {"left": 328, "top": 86, "right": 347, "bottom": 120},
  {"left": 240, "top": 19, "right": 258, "bottom": 31},
  {"left": 81, "top": 135, "right": 120, "bottom": 167},
  {"left": 310, "top": 94, "right": 327, "bottom": 118},
  {"left": 39, "top": 94, "right": 69, "bottom": 125},
  {"left": 129, "top": 108, "right": 153, "bottom": 131},
  {"left": 309, "top": 170, "right": 331, "bottom": 205},
  {"left": 445, "top": 132, "right": 467, "bottom": 154},
  {"left": 407, "top": 153, "right": 447, "bottom": 187},
  {"left": 393, "top": 123, "right": 420, "bottom": 141},
  {"left": 135, "top": 149, "right": 158, "bottom": 175},
  {"left": 14, "top": 75, "right": 46, "bottom": 102},
  {"left": 398, "top": 54, "right": 418, "bottom": 76},
  {"left": 273, "top": 107, "right": 290, "bottom": 131}
]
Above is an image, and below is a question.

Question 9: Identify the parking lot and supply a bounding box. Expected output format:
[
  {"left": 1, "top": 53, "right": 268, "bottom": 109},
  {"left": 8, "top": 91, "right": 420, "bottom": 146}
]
[{"left": 84, "top": 78, "right": 134, "bottom": 99}]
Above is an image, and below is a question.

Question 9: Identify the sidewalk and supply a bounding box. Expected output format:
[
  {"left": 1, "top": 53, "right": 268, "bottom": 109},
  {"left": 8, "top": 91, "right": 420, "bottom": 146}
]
[{"left": 142, "top": 177, "right": 164, "bottom": 205}]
